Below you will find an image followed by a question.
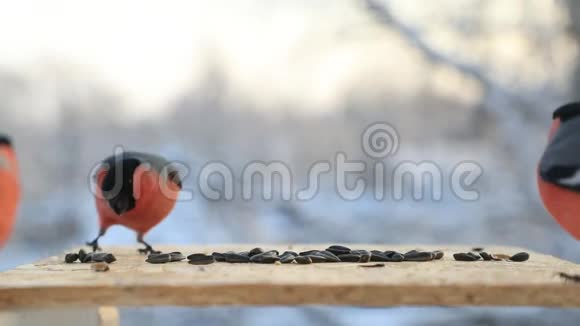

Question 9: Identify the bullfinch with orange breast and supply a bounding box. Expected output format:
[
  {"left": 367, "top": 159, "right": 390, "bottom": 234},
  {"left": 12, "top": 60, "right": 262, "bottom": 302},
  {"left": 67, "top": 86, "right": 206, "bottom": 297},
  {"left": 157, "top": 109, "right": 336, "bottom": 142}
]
[
  {"left": 538, "top": 102, "right": 580, "bottom": 240},
  {"left": 87, "top": 151, "right": 182, "bottom": 254},
  {"left": 0, "top": 134, "right": 20, "bottom": 248}
]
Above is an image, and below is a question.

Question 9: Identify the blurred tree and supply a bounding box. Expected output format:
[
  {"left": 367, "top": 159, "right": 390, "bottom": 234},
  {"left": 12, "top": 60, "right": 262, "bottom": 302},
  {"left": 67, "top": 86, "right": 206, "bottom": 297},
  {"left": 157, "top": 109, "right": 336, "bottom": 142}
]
[{"left": 565, "top": 0, "right": 580, "bottom": 98}]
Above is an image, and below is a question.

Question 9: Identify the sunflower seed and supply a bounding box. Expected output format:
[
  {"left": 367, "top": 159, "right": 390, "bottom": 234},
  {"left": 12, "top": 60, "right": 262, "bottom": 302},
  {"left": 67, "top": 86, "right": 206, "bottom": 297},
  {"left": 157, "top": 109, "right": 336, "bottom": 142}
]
[
  {"left": 250, "top": 251, "right": 280, "bottom": 264},
  {"left": 432, "top": 251, "right": 444, "bottom": 260},
  {"left": 453, "top": 253, "right": 480, "bottom": 261},
  {"left": 212, "top": 252, "right": 226, "bottom": 262},
  {"left": 509, "top": 252, "right": 530, "bottom": 262},
  {"left": 147, "top": 253, "right": 172, "bottom": 264},
  {"left": 280, "top": 253, "right": 296, "bottom": 264},
  {"left": 326, "top": 245, "right": 351, "bottom": 256},
  {"left": 78, "top": 249, "right": 87, "bottom": 262},
  {"left": 316, "top": 251, "right": 340, "bottom": 262},
  {"left": 103, "top": 253, "right": 117, "bottom": 264},
  {"left": 390, "top": 253, "right": 405, "bottom": 262},
  {"left": 170, "top": 252, "right": 185, "bottom": 262},
  {"left": 81, "top": 252, "right": 94, "bottom": 263},
  {"left": 359, "top": 251, "right": 371, "bottom": 263},
  {"left": 306, "top": 255, "right": 329, "bottom": 263},
  {"left": 91, "top": 253, "right": 116, "bottom": 263},
  {"left": 91, "top": 262, "right": 109, "bottom": 272},
  {"left": 294, "top": 256, "right": 312, "bottom": 264},
  {"left": 299, "top": 250, "right": 321, "bottom": 256},
  {"left": 282, "top": 251, "right": 298, "bottom": 257},
  {"left": 187, "top": 254, "right": 215, "bottom": 265},
  {"left": 370, "top": 252, "right": 393, "bottom": 262},
  {"left": 472, "top": 247, "right": 484, "bottom": 252},
  {"left": 383, "top": 251, "right": 396, "bottom": 257},
  {"left": 224, "top": 252, "right": 250, "bottom": 263},
  {"left": 479, "top": 252, "right": 492, "bottom": 261},
  {"left": 404, "top": 251, "right": 434, "bottom": 262},
  {"left": 338, "top": 254, "right": 362, "bottom": 262},
  {"left": 65, "top": 253, "right": 79, "bottom": 263},
  {"left": 249, "top": 248, "right": 265, "bottom": 257}
]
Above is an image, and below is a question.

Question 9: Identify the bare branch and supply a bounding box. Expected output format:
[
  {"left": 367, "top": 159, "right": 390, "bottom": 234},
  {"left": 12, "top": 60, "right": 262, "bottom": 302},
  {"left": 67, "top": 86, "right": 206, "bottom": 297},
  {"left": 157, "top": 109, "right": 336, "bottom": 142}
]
[{"left": 363, "top": 0, "right": 542, "bottom": 200}]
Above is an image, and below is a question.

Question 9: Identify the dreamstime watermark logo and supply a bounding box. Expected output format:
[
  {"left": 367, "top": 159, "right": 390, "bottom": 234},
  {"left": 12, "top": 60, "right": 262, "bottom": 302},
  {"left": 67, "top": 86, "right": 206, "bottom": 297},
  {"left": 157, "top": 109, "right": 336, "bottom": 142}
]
[{"left": 87, "top": 122, "right": 483, "bottom": 202}]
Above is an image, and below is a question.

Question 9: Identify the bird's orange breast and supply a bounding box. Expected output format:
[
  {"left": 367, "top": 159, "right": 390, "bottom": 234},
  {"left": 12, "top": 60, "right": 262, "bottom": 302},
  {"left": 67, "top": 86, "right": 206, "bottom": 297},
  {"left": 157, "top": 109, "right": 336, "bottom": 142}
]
[
  {"left": 94, "top": 167, "right": 179, "bottom": 234},
  {"left": 0, "top": 146, "right": 20, "bottom": 247},
  {"left": 538, "top": 174, "right": 580, "bottom": 240}
]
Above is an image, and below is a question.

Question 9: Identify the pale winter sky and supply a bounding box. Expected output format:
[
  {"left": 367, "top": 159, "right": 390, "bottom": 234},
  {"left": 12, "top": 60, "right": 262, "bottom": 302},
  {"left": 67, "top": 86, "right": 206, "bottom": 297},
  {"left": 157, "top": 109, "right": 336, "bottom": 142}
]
[{"left": 0, "top": 0, "right": 566, "bottom": 122}]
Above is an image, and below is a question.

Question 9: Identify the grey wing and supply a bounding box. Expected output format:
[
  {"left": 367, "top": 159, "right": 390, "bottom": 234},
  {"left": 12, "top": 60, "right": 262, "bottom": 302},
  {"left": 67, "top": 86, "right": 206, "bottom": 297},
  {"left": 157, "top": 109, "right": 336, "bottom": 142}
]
[{"left": 539, "top": 118, "right": 580, "bottom": 191}]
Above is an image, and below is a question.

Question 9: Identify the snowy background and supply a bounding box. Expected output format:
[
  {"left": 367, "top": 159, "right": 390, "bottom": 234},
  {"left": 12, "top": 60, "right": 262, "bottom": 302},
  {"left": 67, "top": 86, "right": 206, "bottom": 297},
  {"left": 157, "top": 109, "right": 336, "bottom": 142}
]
[{"left": 1, "top": 0, "right": 580, "bottom": 324}]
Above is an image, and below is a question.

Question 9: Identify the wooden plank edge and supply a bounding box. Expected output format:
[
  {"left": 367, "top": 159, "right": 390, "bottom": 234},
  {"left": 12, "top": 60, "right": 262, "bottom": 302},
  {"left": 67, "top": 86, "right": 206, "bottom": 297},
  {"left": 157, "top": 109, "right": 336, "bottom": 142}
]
[{"left": 0, "top": 284, "right": 579, "bottom": 309}]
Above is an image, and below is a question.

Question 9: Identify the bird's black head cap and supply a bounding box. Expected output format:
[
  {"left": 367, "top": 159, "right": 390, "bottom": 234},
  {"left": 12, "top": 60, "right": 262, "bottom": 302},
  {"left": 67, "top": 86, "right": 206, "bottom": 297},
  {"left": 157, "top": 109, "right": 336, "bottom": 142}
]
[
  {"left": 553, "top": 102, "right": 580, "bottom": 122},
  {"left": 0, "top": 134, "right": 12, "bottom": 147},
  {"left": 100, "top": 157, "right": 141, "bottom": 215}
]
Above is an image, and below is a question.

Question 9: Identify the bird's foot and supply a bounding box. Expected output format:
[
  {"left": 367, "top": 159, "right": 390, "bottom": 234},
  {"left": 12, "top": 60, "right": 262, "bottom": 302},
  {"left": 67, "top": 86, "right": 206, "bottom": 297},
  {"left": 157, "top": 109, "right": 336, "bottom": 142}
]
[
  {"left": 138, "top": 246, "right": 161, "bottom": 255},
  {"left": 85, "top": 240, "right": 102, "bottom": 252}
]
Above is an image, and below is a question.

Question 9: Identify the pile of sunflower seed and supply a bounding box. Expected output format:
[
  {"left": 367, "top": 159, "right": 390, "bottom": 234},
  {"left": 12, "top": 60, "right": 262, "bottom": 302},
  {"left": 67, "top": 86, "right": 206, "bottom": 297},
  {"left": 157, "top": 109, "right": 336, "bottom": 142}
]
[
  {"left": 64, "top": 249, "right": 117, "bottom": 264},
  {"left": 453, "top": 248, "right": 530, "bottom": 262},
  {"left": 184, "top": 245, "right": 445, "bottom": 265}
]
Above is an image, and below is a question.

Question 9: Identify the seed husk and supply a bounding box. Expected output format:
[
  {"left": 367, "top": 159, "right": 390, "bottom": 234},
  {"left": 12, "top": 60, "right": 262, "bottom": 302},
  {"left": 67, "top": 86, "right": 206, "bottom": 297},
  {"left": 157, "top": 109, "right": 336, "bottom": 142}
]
[
  {"left": 453, "top": 253, "right": 480, "bottom": 261},
  {"left": 212, "top": 252, "right": 226, "bottom": 262},
  {"left": 250, "top": 251, "right": 280, "bottom": 264},
  {"left": 404, "top": 251, "right": 434, "bottom": 262},
  {"left": 491, "top": 254, "right": 511, "bottom": 261},
  {"left": 249, "top": 247, "right": 265, "bottom": 257},
  {"left": 472, "top": 247, "right": 484, "bottom": 252},
  {"left": 91, "top": 262, "right": 109, "bottom": 272},
  {"left": 404, "top": 250, "right": 419, "bottom": 256},
  {"left": 509, "top": 252, "right": 530, "bottom": 262},
  {"left": 432, "top": 251, "right": 444, "bottom": 260},
  {"left": 326, "top": 245, "right": 351, "bottom": 256},
  {"left": 294, "top": 256, "right": 312, "bottom": 264},
  {"left": 65, "top": 253, "right": 79, "bottom": 263},
  {"left": 147, "top": 253, "right": 172, "bottom": 264},
  {"left": 188, "top": 254, "right": 215, "bottom": 265},
  {"left": 224, "top": 252, "right": 251, "bottom": 263},
  {"left": 338, "top": 254, "right": 362, "bottom": 263},
  {"left": 169, "top": 252, "right": 185, "bottom": 262},
  {"left": 479, "top": 252, "right": 492, "bottom": 261}
]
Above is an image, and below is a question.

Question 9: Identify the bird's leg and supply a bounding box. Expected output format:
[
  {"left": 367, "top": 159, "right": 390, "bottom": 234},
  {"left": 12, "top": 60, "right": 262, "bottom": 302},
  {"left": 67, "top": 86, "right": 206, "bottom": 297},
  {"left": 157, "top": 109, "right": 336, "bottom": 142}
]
[
  {"left": 86, "top": 229, "right": 106, "bottom": 252},
  {"left": 137, "top": 233, "right": 160, "bottom": 255}
]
